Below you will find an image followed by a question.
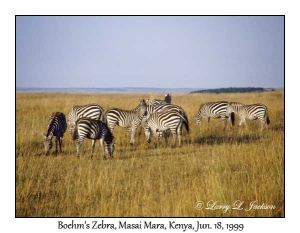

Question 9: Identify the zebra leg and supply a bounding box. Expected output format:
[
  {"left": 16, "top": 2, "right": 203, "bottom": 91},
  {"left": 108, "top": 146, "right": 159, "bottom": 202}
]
[
  {"left": 207, "top": 117, "right": 210, "bottom": 126},
  {"left": 55, "top": 137, "right": 59, "bottom": 155},
  {"left": 151, "top": 128, "right": 159, "bottom": 146},
  {"left": 99, "top": 138, "right": 106, "bottom": 159},
  {"left": 171, "top": 129, "right": 177, "bottom": 147},
  {"left": 59, "top": 137, "right": 63, "bottom": 153},
  {"left": 145, "top": 126, "right": 151, "bottom": 143},
  {"left": 76, "top": 140, "right": 82, "bottom": 159},
  {"left": 130, "top": 127, "right": 136, "bottom": 145},
  {"left": 260, "top": 119, "right": 266, "bottom": 131},
  {"left": 221, "top": 118, "right": 227, "bottom": 131},
  {"left": 177, "top": 122, "right": 183, "bottom": 147},
  {"left": 91, "top": 140, "right": 96, "bottom": 159}
]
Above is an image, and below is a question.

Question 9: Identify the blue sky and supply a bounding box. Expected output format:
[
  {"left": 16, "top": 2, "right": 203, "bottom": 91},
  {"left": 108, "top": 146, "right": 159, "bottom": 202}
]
[{"left": 16, "top": 16, "right": 284, "bottom": 89}]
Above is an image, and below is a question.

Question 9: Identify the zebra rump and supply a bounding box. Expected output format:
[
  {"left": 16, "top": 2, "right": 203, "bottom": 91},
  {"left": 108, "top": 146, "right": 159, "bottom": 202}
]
[{"left": 68, "top": 103, "right": 105, "bottom": 134}]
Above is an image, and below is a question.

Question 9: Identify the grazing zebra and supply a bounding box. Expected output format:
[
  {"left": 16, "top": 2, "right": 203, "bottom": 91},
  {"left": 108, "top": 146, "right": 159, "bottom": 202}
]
[
  {"left": 72, "top": 117, "right": 114, "bottom": 159},
  {"left": 195, "top": 101, "right": 234, "bottom": 130},
  {"left": 42, "top": 112, "right": 67, "bottom": 155},
  {"left": 68, "top": 104, "right": 105, "bottom": 134},
  {"left": 145, "top": 110, "right": 189, "bottom": 147},
  {"left": 226, "top": 102, "right": 270, "bottom": 130},
  {"left": 151, "top": 93, "right": 172, "bottom": 104},
  {"left": 106, "top": 99, "right": 148, "bottom": 145}
]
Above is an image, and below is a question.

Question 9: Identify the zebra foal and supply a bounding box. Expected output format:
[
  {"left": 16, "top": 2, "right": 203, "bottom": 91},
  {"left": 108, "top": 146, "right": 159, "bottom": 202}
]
[
  {"left": 106, "top": 99, "right": 147, "bottom": 145},
  {"left": 226, "top": 102, "right": 270, "bottom": 130},
  {"left": 42, "top": 112, "right": 67, "bottom": 155},
  {"left": 72, "top": 117, "right": 114, "bottom": 159},
  {"left": 195, "top": 101, "right": 233, "bottom": 130},
  {"left": 145, "top": 110, "right": 189, "bottom": 147}
]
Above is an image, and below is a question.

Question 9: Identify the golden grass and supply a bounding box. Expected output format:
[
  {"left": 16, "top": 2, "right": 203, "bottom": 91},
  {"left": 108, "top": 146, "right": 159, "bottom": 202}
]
[{"left": 16, "top": 91, "right": 284, "bottom": 217}]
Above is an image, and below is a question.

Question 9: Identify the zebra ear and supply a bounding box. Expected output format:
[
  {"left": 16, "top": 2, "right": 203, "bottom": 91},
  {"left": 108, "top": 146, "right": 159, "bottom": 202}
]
[{"left": 42, "top": 132, "right": 47, "bottom": 138}]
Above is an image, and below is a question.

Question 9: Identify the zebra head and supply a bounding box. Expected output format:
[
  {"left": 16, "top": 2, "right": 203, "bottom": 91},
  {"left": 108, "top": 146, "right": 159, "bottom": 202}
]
[
  {"left": 139, "top": 99, "right": 148, "bottom": 116},
  {"left": 164, "top": 93, "right": 172, "bottom": 103},
  {"left": 104, "top": 137, "right": 115, "bottom": 158},
  {"left": 42, "top": 132, "right": 54, "bottom": 154},
  {"left": 106, "top": 141, "right": 115, "bottom": 158}
]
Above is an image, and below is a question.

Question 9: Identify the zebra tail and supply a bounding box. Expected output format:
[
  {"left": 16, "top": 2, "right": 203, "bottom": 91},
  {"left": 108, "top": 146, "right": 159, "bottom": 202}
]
[
  {"left": 179, "top": 112, "right": 189, "bottom": 133},
  {"left": 183, "top": 116, "right": 189, "bottom": 133},
  {"left": 230, "top": 112, "right": 235, "bottom": 126},
  {"left": 266, "top": 112, "right": 270, "bottom": 125},
  {"left": 71, "top": 124, "right": 78, "bottom": 141},
  {"left": 184, "top": 120, "right": 189, "bottom": 133}
]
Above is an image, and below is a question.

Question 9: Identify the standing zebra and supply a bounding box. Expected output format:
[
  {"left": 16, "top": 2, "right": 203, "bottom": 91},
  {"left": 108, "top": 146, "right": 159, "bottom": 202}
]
[
  {"left": 144, "top": 100, "right": 189, "bottom": 140},
  {"left": 42, "top": 112, "right": 67, "bottom": 155},
  {"left": 72, "top": 117, "right": 114, "bottom": 159},
  {"left": 195, "top": 101, "right": 234, "bottom": 130},
  {"left": 106, "top": 99, "right": 148, "bottom": 145},
  {"left": 226, "top": 102, "right": 270, "bottom": 130},
  {"left": 68, "top": 104, "right": 105, "bottom": 134},
  {"left": 145, "top": 110, "right": 189, "bottom": 147}
]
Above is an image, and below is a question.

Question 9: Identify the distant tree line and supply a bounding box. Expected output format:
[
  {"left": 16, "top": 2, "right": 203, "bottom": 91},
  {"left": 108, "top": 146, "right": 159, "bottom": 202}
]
[{"left": 190, "top": 87, "right": 275, "bottom": 94}]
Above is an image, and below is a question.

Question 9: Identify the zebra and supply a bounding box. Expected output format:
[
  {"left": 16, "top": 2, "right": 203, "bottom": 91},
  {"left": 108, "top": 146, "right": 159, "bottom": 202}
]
[
  {"left": 106, "top": 99, "right": 148, "bottom": 145},
  {"left": 42, "top": 112, "right": 67, "bottom": 155},
  {"left": 226, "top": 102, "right": 270, "bottom": 130},
  {"left": 145, "top": 110, "right": 189, "bottom": 147},
  {"left": 142, "top": 100, "right": 189, "bottom": 140},
  {"left": 71, "top": 117, "right": 114, "bottom": 159},
  {"left": 151, "top": 93, "right": 172, "bottom": 104},
  {"left": 68, "top": 104, "right": 105, "bottom": 135},
  {"left": 194, "top": 101, "right": 234, "bottom": 130}
]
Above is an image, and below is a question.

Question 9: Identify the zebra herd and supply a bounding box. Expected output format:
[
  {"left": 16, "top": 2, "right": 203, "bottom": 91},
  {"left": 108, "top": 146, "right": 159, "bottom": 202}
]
[{"left": 42, "top": 93, "right": 270, "bottom": 159}]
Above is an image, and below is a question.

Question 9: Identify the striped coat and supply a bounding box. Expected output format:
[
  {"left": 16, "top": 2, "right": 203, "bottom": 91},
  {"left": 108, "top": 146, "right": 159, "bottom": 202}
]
[
  {"left": 72, "top": 117, "right": 114, "bottom": 159},
  {"left": 42, "top": 112, "right": 67, "bottom": 155}
]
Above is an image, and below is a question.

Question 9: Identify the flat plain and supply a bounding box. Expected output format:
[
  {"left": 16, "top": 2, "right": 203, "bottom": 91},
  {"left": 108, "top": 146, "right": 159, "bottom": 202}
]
[{"left": 16, "top": 91, "right": 284, "bottom": 217}]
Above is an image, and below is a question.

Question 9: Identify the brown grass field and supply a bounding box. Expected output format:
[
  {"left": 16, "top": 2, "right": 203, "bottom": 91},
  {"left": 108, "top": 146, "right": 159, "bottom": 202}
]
[{"left": 16, "top": 91, "right": 284, "bottom": 217}]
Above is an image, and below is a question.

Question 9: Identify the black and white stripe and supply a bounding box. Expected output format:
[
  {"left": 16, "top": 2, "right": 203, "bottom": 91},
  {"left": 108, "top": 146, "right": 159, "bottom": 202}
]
[
  {"left": 106, "top": 99, "right": 148, "bottom": 145},
  {"left": 226, "top": 102, "right": 270, "bottom": 129},
  {"left": 72, "top": 117, "right": 114, "bottom": 159},
  {"left": 145, "top": 110, "right": 189, "bottom": 147},
  {"left": 68, "top": 104, "right": 105, "bottom": 134},
  {"left": 42, "top": 112, "right": 67, "bottom": 155},
  {"left": 195, "top": 101, "right": 233, "bottom": 130}
]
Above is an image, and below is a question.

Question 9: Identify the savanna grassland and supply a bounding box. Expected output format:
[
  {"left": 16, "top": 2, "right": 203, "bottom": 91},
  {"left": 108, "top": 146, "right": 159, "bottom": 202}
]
[{"left": 16, "top": 91, "right": 284, "bottom": 217}]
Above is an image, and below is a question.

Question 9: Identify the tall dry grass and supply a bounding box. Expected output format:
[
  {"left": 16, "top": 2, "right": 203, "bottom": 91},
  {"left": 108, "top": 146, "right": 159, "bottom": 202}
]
[{"left": 16, "top": 91, "right": 284, "bottom": 217}]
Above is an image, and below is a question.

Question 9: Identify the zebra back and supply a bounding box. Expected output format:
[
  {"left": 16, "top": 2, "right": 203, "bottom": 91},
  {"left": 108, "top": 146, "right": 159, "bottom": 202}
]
[
  {"left": 146, "top": 110, "right": 189, "bottom": 133},
  {"left": 46, "top": 112, "right": 67, "bottom": 137},
  {"left": 74, "top": 117, "right": 115, "bottom": 158},
  {"left": 74, "top": 117, "right": 114, "bottom": 141},
  {"left": 106, "top": 99, "right": 147, "bottom": 129},
  {"left": 68, "top": 104, "right": 105, "bottom": 130}
]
